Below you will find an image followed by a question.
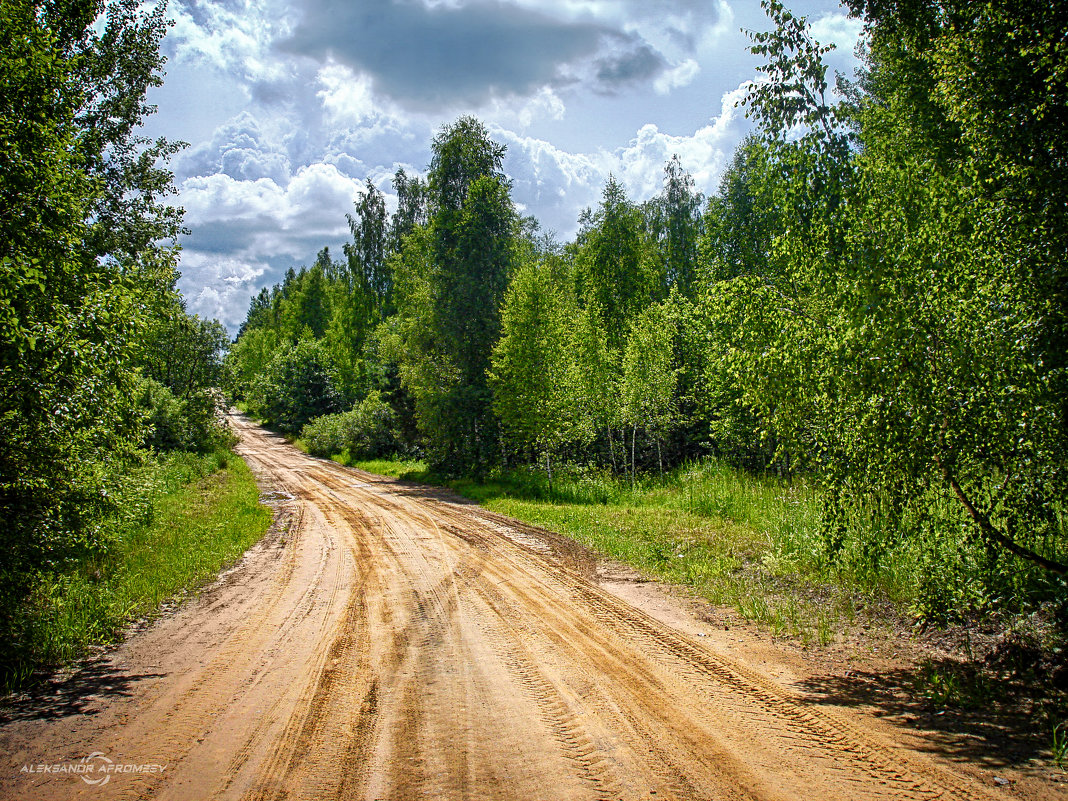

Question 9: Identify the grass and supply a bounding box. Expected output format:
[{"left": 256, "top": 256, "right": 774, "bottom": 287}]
[
  {"left": 347, "top": 457, "right": 865, "bottom": 646},
  {"left": 1053, "top": 721, "right": 1068, "bottom": 769},
  {"left": 10, "top": 449, "right": 271, "bottom": 687},
  {"left": 911, "top": 659, "right": 996, "bottom": 709}
]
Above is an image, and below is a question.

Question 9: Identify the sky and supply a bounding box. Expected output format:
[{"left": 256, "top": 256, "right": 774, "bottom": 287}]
[{"left": 144, "top": 0, "right": 864, "bottom": 334}]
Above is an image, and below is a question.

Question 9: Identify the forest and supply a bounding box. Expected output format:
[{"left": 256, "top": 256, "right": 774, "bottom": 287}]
[{"left": 227, "top": 0, "right": 1067, "bottom": 626}]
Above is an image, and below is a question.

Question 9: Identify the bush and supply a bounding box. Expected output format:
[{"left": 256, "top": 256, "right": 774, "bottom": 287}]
[
  {"left": 301, "top": 391, "right": 398, "bottom": 460},
  {"left": 247, "top": 340, "right": 345, "bottom": 433},
  {"left": 137, "top": 378, "right": 232, "bottom": 453}
]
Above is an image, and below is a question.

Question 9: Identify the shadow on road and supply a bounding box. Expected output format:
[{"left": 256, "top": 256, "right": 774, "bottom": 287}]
[
  {"left": 799, "top": 657, "right": 1066, "bottom": 770},
  {"left": 0, "top": 658, "right": 166, "bottom": 724}
]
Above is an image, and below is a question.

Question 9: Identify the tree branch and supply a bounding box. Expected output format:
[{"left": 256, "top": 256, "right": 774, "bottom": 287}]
[{"left": 934, "top": 454, "right": 1067, "bottom": 575}]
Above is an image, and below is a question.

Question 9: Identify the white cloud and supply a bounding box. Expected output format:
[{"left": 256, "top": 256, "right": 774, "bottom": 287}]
[
  {"left": 317, "top": 62, "right": 377, "bottom": 126},
  {"left": 494, "top": 81, "right": 752, "bottom": 235},
  {"left": 175, "top": 162, "right": 366, "bottom": 329},
  {"left": 181, "top": 163, "right": 360, "bottom": 253},
  {"left": 177, "top": 253, "right": 271, "bottom": 331},
  {"left": 611, "top": 82, "right": 749, "bottom": 201},
  {"left": 518, "top": 87, "right": 567, "bottom": 128},
  {"left": 654, "top": 58, "right": 700, "bottom": 95},
  {"left": 496, "top": 128, "right": 605, "bottom": 232},
  {"left": 809, "top": 12, "right": 864, "bottom": 52},
  {"left": 168, "top": 0, "right": 285, "bottom": 84}
]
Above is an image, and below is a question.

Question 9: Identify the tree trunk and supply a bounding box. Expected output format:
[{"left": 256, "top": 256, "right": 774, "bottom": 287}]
[{"left": 631, "top": 424, "right": 637, "bottom": 490}]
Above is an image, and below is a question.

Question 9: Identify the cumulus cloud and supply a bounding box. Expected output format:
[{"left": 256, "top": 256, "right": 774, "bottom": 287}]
[
  {"left": 168, "top": 0, "right": 289, "bottom": 85},
  {"left": 176, "top": 163, "right": 366, "bottom": 328},
  {"left": 809, "top": 12, "right": 865, "bottom": 52},
  {"left": 181, "top": 163, "right": 361, "bottom": 255},
  {"left": 612, "top": 83, "right": 750, "bottom": 199},
  {"left": 517, "top": 87, "right": 566, "bottom": 128},
  {"left": 495, "top": 82, "right": 753, "bottom": 235},
  {"left": 177, "top": 253, "right": 272, "bottom": 331},
  {"left": 654, "top": 58, "right": 700, "bottom": 95},
  {"left": 277, "top": 0, "right": 708, "bottom": 108},
  {"left": 809, "top": 12, "right": 866, "bottom": 79},
  {"left": 495, "top": 129, "right": 604, "bottom": 233},
  {"left": 180, "top": 112, "right": 292, "bottom": 184}
]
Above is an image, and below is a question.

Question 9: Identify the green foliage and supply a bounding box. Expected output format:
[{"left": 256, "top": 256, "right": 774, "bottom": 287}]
[
  {"left": 0, "top": 0, "right": 219, "bottom": 651},
  {"left": 489, "top": 251, "right": 580, "bottom": 466},
  {"left": 647, "top": 155, "right": 704, "bottom": 296},
  {"left": 1053, "top": 721, "right": 1068, "bottom": 769},
  {"left": 2, "top": 450, "right": 269, "bottom": 689},
  {"left": 137, "top": 378, "right": 231, "bottom": 453},
  {"left": 345, "top": 180, "right": 392, "bottom": 316},
  {"left": 621, "top": 302, "right": 678, "bottom": 476},
  {"left": 247, "top": 339, "right": 345, "bottom": 434},
  {"left": 725, "top": 0, "right": 1068, "bottom": 608},
  {"left": 574, "top": 176, "right": 657, "bottom": 351},
  {"left": 390, "top": 117, "right": 516, "bottom": 475},
  {"left": 912, "top": 660, "right": 995, "bottom": 710},
  {"left": 301, "top": 391, "right": 398, "bottom": 461}
]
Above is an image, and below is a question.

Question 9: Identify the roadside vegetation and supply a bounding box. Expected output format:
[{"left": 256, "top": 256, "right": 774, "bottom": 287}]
[
  {"left": 232, "top": 0, "right": 1066, "bottom": 643},
  {"left": 7, "top": 450, "right": 270, "bottom": 689},
  {"left": 0, "top": 1, "right": 266, "bottom": 690}
]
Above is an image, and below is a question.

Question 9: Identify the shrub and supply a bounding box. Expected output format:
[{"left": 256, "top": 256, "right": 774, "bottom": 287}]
[
  {"left": 302, "top": 391, "right": 398, "bottom": 460},
  {"left": 303, "top": 393, "right": 399, "bottom": 461},
  {"left": 247, "top": 340, "right": 345, "bottom": 433}
]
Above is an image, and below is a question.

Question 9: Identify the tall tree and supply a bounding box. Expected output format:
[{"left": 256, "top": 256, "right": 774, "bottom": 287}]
[
  {"left": 345, "top": 180, "right": 391, "bottom": 315},
  {"left": 738, "top": 0, "right": 1068, "bottom": 578},
  {"left": 389, "top": 117, "right": 516, "bottom": 474},
  {"left": 621, "top": 302, "right": 677, "bottom": 480},
  {"left": 574, "top": 177, "right": 655, "bottom": 352},
  {"left": 388, "top": 167, "right": 428, "bottom": 254},
  {"left": 490, "top": 253, "right": 578, "bottom": 480},
  {"left": 648, "top": 156, "right": 703, "bottom": 296}
]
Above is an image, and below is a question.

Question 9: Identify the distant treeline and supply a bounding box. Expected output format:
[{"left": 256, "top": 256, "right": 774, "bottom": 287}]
[{"left": 228, "top": 0, "right": 1067, "bottom": 620}]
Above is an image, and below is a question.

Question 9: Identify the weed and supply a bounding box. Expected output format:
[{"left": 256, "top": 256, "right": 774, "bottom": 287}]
[
  {"left": 1053, "top": 721, "right": 1068, "bottom": 769},
  {"left": 913, "top": 660, "right": 995, "bottom": 709}
]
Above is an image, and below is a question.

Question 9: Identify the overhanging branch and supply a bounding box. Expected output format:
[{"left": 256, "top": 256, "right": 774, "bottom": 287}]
[{"left": 934, "top": 455, "right": 1067, "bottom": 575}]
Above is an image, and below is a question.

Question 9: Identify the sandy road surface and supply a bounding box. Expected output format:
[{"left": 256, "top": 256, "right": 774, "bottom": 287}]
[{"left": 0, "top": 414, "right": 999, "bottom": 801}]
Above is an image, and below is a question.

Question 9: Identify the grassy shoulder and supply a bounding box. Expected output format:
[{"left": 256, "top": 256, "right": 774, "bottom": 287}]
[{"left": 11, "top": 449, "right": 271, "bottom": 688}]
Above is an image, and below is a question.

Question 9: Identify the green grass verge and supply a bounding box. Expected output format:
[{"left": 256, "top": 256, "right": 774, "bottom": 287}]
[{"left": 14, "top": 450, "right": 271, "bottom": 684}]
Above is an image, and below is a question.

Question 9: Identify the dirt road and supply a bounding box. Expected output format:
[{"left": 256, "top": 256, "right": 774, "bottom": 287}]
[{"left": 1, "top": 415, "right": 999, "bottom": 800}]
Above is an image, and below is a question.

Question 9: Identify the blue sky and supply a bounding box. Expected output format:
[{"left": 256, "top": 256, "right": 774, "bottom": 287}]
[{"left": 146, "top": 0, "right": 863, "bottom": 333}]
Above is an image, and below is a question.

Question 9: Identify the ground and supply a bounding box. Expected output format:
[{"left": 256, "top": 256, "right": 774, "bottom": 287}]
[{"left": 0, "top": 415, "right": 1063, "bottom": 800}]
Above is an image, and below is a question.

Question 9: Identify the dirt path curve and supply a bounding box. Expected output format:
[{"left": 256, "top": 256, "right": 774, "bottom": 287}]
[{"left": 1, "top": 414, "right": 999, "bottom": 801}]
